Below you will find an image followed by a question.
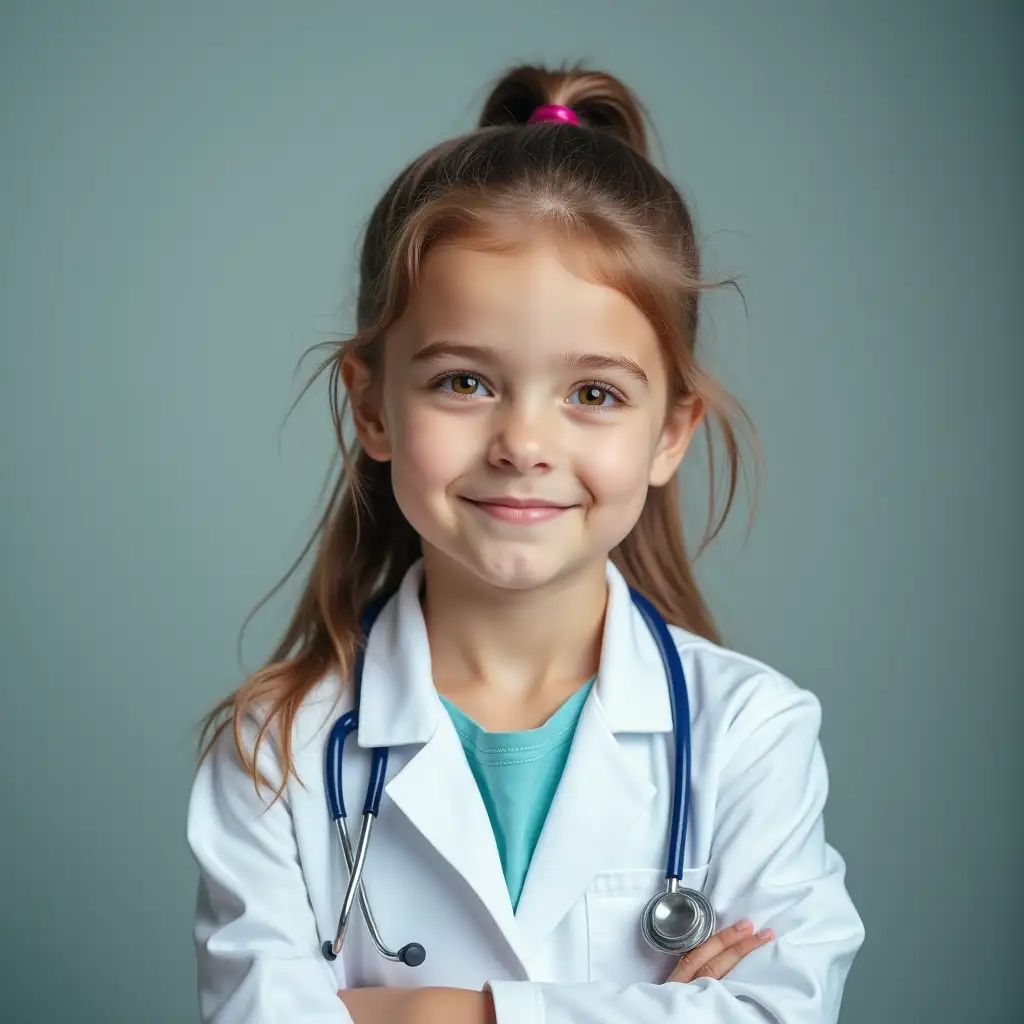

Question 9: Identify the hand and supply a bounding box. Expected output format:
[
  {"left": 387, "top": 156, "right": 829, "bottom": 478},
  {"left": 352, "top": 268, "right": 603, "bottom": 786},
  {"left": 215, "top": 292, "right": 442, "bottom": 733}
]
[{"left": 666, "top": 920, "right": 775, "bottom": 983}]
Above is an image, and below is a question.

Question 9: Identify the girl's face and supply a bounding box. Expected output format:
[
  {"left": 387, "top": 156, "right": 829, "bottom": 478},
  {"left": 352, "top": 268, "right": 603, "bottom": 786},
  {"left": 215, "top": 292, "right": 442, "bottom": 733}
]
[{"left": 347, "top": 241, "right": 698, "bottom": 594}]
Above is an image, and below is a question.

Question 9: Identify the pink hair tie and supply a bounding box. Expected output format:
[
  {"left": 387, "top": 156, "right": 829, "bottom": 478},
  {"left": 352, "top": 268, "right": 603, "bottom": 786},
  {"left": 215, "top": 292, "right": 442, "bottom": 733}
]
[{"left": 527, "top": 104, "right": 580, "bottom": 126}]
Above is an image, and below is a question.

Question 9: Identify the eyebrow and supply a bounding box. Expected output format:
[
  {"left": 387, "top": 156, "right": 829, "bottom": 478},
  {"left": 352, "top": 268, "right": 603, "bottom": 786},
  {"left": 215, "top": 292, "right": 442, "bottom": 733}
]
[{"left": 411, "top": 340, "right": 650, "bottom": 388}]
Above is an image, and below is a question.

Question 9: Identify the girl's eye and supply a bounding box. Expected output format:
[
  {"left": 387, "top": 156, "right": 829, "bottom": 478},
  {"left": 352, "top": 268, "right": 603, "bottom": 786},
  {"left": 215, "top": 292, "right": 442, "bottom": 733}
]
[
  {"left": 569, "top": 384, "right": 619, "bottom": 408},
  {"left": 437, "top": 373, "right": 490, "bottom": 397}
]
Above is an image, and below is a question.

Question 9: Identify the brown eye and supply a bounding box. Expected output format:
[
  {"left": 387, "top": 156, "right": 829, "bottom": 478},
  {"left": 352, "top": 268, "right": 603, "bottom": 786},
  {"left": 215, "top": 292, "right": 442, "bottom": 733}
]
[
  {"left": 575, "top": 385, "right": 609, "bottom": 407},
  {"left": 450, "top": 374, "right": 480, "bottom": 394}
]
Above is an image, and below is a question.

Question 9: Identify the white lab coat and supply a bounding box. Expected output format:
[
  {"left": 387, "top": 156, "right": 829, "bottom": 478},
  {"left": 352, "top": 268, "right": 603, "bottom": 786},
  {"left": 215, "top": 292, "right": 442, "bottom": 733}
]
[{"left": 187, "top": 559, "right": 864, "bottom": 1023}]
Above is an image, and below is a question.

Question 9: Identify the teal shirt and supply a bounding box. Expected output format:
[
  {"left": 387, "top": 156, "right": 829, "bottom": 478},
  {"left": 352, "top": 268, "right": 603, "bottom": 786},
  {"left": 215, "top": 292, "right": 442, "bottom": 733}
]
[{"left": 439, "top": 679, "right": 594, "bottom": 911}]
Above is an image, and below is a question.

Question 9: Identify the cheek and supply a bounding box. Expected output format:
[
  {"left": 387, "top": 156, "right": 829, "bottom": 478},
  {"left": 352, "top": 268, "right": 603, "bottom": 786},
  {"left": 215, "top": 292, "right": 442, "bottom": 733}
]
[
  {"left": 387, "top": 401, "right": 476, "bottom": 493},
  {"left": 577, "top": 425, "right": 655, "bottom": 506}
]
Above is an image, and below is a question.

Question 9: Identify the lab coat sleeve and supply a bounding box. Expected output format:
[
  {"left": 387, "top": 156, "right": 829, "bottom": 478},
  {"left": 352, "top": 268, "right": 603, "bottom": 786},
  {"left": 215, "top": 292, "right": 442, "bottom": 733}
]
[
  {"left": 486, "top": 671, "right": 865, "bottom": 1024},
  {"left": 186, "top": 715, "right": 352, "bottom": 1024}
]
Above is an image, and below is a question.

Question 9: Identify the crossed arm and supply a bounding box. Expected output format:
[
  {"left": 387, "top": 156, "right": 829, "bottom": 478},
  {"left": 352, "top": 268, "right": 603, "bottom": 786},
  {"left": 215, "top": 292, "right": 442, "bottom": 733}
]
[
  {"left": 339, "top": 987, "right": 494, "bottom": 1024},
  {"left": 337, "top": 919, "right": 771, "bottom": 1024}
]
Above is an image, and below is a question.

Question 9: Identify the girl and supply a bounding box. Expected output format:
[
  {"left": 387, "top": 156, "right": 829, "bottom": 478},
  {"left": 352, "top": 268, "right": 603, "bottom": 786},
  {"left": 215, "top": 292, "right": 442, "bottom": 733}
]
[{"left": 188, "top": 64, "right": 864, "bottom": 1023}]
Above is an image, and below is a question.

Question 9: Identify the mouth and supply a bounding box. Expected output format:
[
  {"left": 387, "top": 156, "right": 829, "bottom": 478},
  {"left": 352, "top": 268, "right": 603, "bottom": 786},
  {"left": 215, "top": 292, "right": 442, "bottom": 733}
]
[{"left": 461, "top": 497, "right": 575, "bottom": 525}]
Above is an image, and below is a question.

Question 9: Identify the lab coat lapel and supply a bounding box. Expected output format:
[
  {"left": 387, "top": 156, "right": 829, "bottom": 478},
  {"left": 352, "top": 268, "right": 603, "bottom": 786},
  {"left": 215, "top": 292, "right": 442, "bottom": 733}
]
[
  {"left": 512, "top": 693, "right": 656, "bottom": 945},
  {"left": 513, "top": 562, "right": 672, "bottom": 946},
  {"left": 356, "top": 561, "right": 524, "bottom": 964},
  {"left": 383, "top": 718, "right": 522, "bottom": 957}
]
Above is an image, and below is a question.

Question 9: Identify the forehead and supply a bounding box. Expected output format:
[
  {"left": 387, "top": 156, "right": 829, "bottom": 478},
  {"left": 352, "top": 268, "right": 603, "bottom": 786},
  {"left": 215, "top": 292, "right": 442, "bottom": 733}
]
[{"left": 394, "top": 241, "right": 661, "bottom": 361}]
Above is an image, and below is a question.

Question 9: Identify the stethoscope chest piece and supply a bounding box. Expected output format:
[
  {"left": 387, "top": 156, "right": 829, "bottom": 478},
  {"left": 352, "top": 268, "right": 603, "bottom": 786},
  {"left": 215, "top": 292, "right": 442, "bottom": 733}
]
[{"left": 641, "top": 881, "right": 715, "bottom": 956}]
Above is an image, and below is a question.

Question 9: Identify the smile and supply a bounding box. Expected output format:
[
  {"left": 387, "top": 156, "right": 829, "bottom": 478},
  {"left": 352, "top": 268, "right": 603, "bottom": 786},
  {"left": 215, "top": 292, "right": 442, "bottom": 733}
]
[{"left": 462, "top": 498, "right": 573, "bottom": 524}]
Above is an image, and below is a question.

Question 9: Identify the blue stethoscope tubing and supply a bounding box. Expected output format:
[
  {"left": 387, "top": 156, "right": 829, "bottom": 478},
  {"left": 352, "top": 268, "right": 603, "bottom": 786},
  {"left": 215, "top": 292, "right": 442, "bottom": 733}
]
[
  {"left": 321, "top": 587, "right": 714, "bottom": 965},
  {"left": 629, "top": 589, "right": 690, "bottom": 880},
  {"left": 322, "top": 599, "right": 425, "bottom": 965}
]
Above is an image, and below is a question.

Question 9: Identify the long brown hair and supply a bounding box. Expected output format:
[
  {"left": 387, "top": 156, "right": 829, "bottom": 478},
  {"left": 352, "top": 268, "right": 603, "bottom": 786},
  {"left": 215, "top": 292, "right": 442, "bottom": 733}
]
[{"left": 200, "top": 63, "right": 757, "bottom": 796}]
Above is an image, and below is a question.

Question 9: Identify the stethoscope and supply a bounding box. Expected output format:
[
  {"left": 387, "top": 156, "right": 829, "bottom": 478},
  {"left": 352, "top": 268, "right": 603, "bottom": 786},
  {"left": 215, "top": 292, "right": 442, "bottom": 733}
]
[{"left": 320, "top": 588, "right": 715, "bottom": 965}]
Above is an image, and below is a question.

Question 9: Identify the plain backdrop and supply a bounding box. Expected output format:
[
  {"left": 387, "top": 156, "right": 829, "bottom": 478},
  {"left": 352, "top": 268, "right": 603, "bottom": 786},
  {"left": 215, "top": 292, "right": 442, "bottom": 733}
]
[{"left": 1, "top": 2, "right": 1021, "bottom": 1021}]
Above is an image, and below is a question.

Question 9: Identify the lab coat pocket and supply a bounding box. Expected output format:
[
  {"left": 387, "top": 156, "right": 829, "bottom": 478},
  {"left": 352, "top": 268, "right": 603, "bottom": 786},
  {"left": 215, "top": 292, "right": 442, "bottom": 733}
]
[{"left": 584, "top": 865, "right": 711, "bottom": 984}]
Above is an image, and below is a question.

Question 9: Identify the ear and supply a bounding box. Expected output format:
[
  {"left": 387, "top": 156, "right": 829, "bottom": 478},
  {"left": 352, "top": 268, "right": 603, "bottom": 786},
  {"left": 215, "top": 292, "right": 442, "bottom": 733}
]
[
  {"left": 649, "top": 397, "right": 703, "bottom": 487},
  {"left": 340, "top": 351, "right": 392, "bottom": 462}
]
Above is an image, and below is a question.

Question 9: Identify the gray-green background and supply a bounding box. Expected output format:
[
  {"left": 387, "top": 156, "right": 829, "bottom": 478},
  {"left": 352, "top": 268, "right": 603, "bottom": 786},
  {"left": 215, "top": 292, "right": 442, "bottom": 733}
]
[{"left": 1, "top": 1, "right": 1020, "bottom": 1021}]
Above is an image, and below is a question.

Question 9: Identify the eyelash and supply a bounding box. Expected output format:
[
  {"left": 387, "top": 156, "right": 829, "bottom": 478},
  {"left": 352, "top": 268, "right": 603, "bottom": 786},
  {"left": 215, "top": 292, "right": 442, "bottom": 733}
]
[{"left": 428, "top": 371, "right": 627, "bottom": 410}]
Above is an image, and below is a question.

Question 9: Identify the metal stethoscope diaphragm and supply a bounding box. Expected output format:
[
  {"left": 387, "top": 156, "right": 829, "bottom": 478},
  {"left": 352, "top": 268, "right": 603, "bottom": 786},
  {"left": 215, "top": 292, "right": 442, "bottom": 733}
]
[{"left": 641, "top": 879, "right": 716, "bottom": 954}]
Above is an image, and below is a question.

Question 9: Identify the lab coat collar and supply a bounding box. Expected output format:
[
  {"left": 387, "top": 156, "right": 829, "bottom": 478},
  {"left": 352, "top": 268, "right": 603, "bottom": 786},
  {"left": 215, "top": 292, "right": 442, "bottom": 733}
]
[
  {"left": 594, "top": 559, "right": 675, "bottom": 735},
  {"left": 355, "top": 557, "right": 674, "bottom": 749},
  {"left": 355, "top": 559, "right": 439, "bottom": 749}
]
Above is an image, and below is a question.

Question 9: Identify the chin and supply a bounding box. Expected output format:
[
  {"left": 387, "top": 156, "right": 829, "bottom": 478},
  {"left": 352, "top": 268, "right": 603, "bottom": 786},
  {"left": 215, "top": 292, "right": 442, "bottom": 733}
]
[{"left": 457, "top": 543, "right": 596, "bottom": 593}]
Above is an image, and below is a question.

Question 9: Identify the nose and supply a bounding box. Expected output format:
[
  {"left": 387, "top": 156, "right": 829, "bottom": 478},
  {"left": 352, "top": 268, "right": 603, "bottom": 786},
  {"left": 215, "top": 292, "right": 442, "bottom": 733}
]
[{"left": 487, "top": 400, "right": 557, "bottom": 474}]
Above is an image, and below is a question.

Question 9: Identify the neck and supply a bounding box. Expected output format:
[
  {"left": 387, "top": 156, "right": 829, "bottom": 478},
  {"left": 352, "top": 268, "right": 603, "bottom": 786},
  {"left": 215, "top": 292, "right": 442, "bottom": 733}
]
[{"left": 420, "top": 553, "right": 609, "bottom": 701}]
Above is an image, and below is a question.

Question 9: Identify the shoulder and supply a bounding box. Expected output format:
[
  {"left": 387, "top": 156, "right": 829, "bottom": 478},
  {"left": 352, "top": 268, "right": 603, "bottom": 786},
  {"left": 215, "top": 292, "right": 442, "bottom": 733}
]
[
  {"left": 196, "top": 670, "right": 351, "bottom": 795},
  {"left": 666, "top": 624, "right": 823, "bottom": 754},
  {"left": 290, "top": 670, "right": 353, "bottom": 755}
]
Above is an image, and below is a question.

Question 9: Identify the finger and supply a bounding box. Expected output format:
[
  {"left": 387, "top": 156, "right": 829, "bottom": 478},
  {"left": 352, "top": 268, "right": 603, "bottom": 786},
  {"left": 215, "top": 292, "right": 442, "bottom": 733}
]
[
  {"left": 691, "top": 929, "right": 775, "bottom": 982},
  {"left": 667, "top": 920, "right": 754, "bottom": 983}
]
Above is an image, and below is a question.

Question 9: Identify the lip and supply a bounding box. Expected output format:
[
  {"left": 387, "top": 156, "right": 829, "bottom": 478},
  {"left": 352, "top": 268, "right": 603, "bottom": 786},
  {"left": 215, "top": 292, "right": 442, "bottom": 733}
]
[
  {"left": 462, "top": 497, "right": 574, "bottom": 524},
  {"left": 470, "top": 496, "right": 570, "bottom": 508}
]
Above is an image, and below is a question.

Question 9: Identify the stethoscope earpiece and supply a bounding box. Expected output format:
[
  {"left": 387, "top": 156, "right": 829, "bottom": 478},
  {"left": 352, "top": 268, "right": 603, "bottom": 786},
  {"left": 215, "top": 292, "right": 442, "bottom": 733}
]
[{"left": 399, "top": 943, "right": 426, "bottom": 967}]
